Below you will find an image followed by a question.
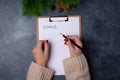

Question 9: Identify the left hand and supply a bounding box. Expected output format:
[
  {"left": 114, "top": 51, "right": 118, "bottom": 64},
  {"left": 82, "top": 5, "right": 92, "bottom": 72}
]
[{"left": 32, "top": 40, "right": 50, "bottom": 67}]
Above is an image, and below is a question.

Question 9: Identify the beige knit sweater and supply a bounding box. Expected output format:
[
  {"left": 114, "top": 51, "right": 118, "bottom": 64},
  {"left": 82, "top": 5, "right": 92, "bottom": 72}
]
[{"left": 27, "top": 54, "right": 90, "bottom": 80}]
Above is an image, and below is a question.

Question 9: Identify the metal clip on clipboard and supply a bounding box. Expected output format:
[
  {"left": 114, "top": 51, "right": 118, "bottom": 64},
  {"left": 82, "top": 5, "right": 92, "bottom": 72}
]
[{"left": 49, "top": 16, "right": 69, "bottom": 22}]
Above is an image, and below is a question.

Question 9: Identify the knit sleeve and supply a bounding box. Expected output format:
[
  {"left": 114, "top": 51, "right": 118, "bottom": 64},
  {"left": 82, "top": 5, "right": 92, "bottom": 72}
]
[
  {"left": 63, "top": 54, "right": 90, "bottom": 80},
  {"left": 27, "top": 62, "right": 54, "bottom": 80}
]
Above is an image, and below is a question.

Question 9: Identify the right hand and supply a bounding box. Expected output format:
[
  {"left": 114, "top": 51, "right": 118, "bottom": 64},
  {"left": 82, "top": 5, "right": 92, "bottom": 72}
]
[{"left": 64, "top": 35, "right": 82, "bottom": 57}]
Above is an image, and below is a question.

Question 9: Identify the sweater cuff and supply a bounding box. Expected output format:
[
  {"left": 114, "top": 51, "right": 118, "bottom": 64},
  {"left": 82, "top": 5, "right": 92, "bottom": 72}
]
[
  {"left": 27, "top": 62, "right": 54, "bottom": 80},
  {"left": 63, "top": 54, "right": 89, "bottom": 75}
]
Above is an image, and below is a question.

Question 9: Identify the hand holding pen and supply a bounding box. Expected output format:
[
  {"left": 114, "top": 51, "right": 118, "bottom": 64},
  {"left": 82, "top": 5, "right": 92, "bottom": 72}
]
[{"left": 61, "top": 33, "right": 83, "bottom": 57}]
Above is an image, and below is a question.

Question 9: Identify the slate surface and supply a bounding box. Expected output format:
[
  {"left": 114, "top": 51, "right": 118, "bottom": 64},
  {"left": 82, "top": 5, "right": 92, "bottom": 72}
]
[{"left": 0, "top": 0, "right": 120, "bottom": 80}]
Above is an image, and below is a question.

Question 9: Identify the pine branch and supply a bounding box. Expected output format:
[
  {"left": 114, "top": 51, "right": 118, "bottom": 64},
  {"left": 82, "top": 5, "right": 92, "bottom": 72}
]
[{"left": 22, "top": 0, "right": 81, "bottom": 16}]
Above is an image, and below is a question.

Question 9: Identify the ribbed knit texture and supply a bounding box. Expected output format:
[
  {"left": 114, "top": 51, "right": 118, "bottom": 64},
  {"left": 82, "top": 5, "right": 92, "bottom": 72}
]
[
  {"left": 27, "top": 54, "right": 90, "bottom": 80},
  {"left": 63, "top": 54, "right": 90, "bottom": 80},
  {"left": 27, "top": 62, "right": 54, "bottom": 80}
]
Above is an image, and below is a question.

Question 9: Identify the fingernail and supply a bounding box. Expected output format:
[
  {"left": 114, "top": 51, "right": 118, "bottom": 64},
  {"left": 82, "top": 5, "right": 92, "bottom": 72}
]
[
  {"left": 64, "top": 38, "right": 68, "bottom": 42},
  {"left": 46, "top": 40, "right": 48, "bottom": 43},
  {"left": 64, "top": 42, "right": 66, "bottom": 45},
  {"left": 66, "top": 38, "right": 68, "bottom": 42}
]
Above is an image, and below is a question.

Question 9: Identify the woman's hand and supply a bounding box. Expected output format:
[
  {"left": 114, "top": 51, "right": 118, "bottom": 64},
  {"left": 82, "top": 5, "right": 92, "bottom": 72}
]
[
  {"left": 64, "top": 35, "right": 82, "bottom": 57},
  {"left": 32, "top": 40, "right": 50, "bottom": 67}
]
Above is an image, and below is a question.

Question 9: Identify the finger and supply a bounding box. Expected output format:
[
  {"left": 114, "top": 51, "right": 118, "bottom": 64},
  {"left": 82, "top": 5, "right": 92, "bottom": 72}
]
[
  {"left": 37, "top": 40, "right": 45, "bottom": 49},
  {"left": 67, "top": 35, "right": 82, "bottom": 47},
  {"left": 64, "top": 38, "right": 69, "bottom": 44},
  {"left": 67, "top": 35, "right": 79, "bottom": 42},
  {"left": 66, "top": 39, "right": 75, "bottom": 51},
  {"left": 32, "top": 46, "right": 37, "bottom": 54},
  {"left": 44, "top": 40, "right": 49, "bottom": 55}
]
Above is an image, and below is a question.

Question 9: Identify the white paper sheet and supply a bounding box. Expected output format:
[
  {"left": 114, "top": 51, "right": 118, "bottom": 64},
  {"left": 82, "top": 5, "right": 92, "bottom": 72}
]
[{"left": 38, "top": 16, "right": 81, "bottom": 75}]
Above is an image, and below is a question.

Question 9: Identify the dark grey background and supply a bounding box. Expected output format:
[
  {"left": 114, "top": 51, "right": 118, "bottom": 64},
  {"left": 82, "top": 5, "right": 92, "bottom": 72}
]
[{"left": 0, "top": 0, "right": 120, "bottom": 80}]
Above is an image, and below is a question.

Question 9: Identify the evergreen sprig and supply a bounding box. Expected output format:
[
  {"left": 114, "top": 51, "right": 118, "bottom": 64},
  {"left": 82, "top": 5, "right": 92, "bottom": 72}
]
[
  {"left": 22, "top": 0, "right": 52, "bottom": 16},
  {"left": 22, "top": 0, "right": 81, "bottom": 16}
]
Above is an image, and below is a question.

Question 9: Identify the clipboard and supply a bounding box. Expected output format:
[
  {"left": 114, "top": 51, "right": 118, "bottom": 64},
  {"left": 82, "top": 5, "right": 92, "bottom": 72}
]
[{"left": 36, "top": 15, "right": 82, "bottom": 75}]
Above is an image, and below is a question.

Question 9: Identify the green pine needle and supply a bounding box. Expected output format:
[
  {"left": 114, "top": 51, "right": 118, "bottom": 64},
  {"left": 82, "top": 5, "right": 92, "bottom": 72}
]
[{"left": 22, "top": 0, "right": 81, "bottom": 16}]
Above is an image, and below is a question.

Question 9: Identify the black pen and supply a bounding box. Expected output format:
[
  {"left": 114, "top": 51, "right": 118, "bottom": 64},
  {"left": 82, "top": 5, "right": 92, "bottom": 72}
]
[{"left": 60, "top": 33, "right": 83, "bottom": 50}]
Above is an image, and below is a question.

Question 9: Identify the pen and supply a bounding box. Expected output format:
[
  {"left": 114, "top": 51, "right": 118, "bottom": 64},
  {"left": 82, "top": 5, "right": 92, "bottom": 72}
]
[{"left": 60, "top": 33, "right": 83, "bottom": 50}]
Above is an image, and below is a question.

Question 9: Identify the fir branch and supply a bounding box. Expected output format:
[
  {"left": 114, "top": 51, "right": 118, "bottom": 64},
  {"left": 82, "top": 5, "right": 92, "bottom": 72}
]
[{"left": 22, "top": 0, "right": 81, "bottom": 16}]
